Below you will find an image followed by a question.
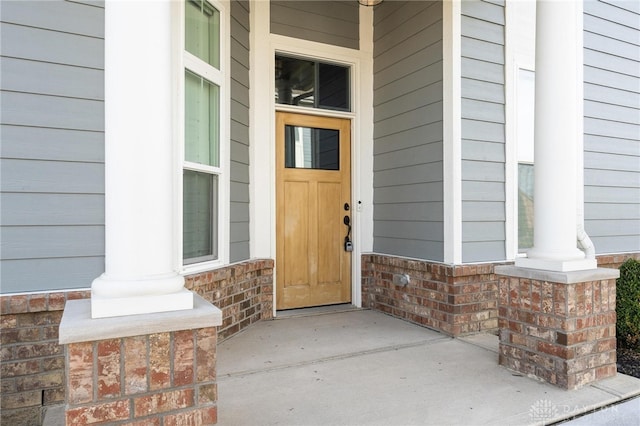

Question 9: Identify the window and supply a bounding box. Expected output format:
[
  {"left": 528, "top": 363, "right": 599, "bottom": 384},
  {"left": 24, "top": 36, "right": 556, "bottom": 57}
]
[
  {"left": 517, "top": 69, "right": 535, "bottom": 252},
  {"left": 275, "top": 55, "right": 350, "bottom": 111},
  {"left": 183, "top": 0, "right": 224, "bottom": 265}
]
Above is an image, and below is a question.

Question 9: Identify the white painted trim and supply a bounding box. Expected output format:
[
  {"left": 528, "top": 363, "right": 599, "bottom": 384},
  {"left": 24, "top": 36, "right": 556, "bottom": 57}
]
[
  {"left": 352, "top": 4, "right": 375, "bottom": 308},
  {"left": 442, "top": 0, "right": 462, "bottom": 265},
  {"left": 218, "top": 0, "right": 231, "bottom": 268},
  {"left": 504, "top": 0, "right": 517, "bottom": 262},
  {"left": 504, "top": 0, "right": 537, "bottom": 261},
  {"left": 249, "top": 0, "right": 272, "bottom": 260},
  {"left": 250, "top": 16, "right": 372, "bottom": 311},
  {"left": 575, "top": 0, "right": 586, "bottom": 232}
]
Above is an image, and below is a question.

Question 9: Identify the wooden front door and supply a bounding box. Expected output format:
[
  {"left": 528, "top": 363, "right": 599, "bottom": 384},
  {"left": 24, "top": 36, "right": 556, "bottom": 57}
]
[{"left": 276, "top": 112, "right": 352, "bottom": 310}]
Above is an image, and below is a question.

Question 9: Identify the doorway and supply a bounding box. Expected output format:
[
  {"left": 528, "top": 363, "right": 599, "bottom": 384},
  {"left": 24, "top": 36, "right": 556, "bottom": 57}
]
[{"left": 276, "top": 112, "right": 352, "bottom": 310}]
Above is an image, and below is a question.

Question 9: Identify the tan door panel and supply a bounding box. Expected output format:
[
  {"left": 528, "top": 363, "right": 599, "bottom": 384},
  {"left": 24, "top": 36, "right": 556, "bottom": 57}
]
[{"left": 276, "top": 112, "right": 351, "bottom": 310}]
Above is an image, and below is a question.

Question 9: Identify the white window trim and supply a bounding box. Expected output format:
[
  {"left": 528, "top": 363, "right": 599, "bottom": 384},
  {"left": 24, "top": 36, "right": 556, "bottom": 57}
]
[
  {"left": 174, "top": 0, "right": 231, "bottom": 276},
  {"left": 505, "top": 0, "right": 536, "bottom": 261}
]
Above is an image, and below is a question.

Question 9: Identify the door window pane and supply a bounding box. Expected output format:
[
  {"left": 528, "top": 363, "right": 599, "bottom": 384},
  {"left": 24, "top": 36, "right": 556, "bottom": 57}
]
[
  {"left": 184, "top": 171, "right": 218, "bottom": 262},
  {"left": 185, "top": 0, "right": 220, "bottom": 69},
  {"left": 275, "top": 55, "right": 350, "bottom": 111},
  {"left": 285, "top": 125, "right": 339, "bottom": 170},
  {"left": 318, "top": 62, "right": 349, "bottom": 110},
  {"left": 185, "top": 70, "right": 219, "bottom": 167}
]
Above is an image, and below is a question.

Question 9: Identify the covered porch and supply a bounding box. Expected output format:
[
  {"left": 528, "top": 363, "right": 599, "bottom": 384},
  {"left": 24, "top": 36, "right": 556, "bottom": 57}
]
[{"left": 216, "top": 308, "right": 640, "bottom": 425}]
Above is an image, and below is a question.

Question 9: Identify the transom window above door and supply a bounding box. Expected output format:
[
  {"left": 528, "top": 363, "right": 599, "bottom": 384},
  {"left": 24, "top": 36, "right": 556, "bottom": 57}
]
[{"left": 275, "top": 55, "right": 350, "bottom": 111}]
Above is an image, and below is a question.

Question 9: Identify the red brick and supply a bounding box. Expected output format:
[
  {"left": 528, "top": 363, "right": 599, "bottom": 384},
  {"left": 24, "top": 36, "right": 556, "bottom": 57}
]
[
  {"left": 531, "top": 281, "right": 541, "bottom": 312},
  {"left": 66, "top": 291, "right": 90, "bottom": 301},
  {"left": 48, "top": 293, "right": 67, "bottom": 311},
  {"left": 8, "top": 296, "right": 29, "bottom": 314},
  {"left": 149, "top": 333, "right": 170, "bottom": 390},
  {"left": 1, "top": 377, "right": 16, "bottom": 393},
  {"left": 0, "top": 329, "right": 19, "bottom": 345},
  {"left": 196, "top": 328, "right": 216, "bottom": 382},
  {"left": 67, "top": 342, "right": 93, "bottom": 404},
  {"left": 538, "top": 341, "right": 571, "bottom": 359},
  {"left": 16, "top": 371, "right": 63, "bottom": 392},
  {"left": 1, "top": 360, "right": 41, "bottom": 377},
  {"left": 27, "top": 295, "right": 47, "bottom": 313},
  {"left": 198, "top": 383, "right": 217, "bottom": 404},
  {"left": 597, "top": 338, "right": 616, "bottom": 353},
  {"left": 97, "top": 339, "right": 121, "bottom": 399},
  {"left": 66, "top": 400, "right": 130, "bottom": 424},
  {"left": 38, "top": 323, "right": 56, "bottom": 338},
  {"left": 124, "top": 336, "right": 148, "bottom": 395},
  {"left": 567, "top": 330, "right": 589, "bottom": 345},
  {"left": 19, "top": 311, "right": 62, "bottom": 327},
  {"left": 43, "top": 387, "right": 64, "bottom": 405},
  {"left": 164, "top": 407, "right": 217, "bottom": 426},
  {"left": 1, "top": 390, "right": 41, "bottom": 409},
  {"left": 133, "top": 389, "right": 194, "bottom": 417},
  {"left": 576, "top": 316, "right": 596, "bottom": 329},
  {"left": 43, "top": 356, "right": 64, "bottom": 372},
  {"left": 595, "top": 364, "right": 616, "bottom": 380},
  {"left": 1, "top": 314, "right": 17, "bottom": 329},
  {"left": 121, "top": 419, "right": 161, "bottom": 426},
  {"left": 173, "top": 330, "right": 195, "bottom": 386},
  {"left": 15, "top": 342, "right": 61, "bottom": 363}
]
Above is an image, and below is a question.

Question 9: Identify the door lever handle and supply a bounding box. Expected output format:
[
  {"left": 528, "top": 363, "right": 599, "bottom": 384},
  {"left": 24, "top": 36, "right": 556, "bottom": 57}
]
[{"left": 343, "top": 215, "right": 352, "bottom": 252}]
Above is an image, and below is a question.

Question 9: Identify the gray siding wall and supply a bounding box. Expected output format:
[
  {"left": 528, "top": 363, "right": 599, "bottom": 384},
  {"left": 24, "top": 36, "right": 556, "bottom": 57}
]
[
  {"left": 583, "top": 0, "right": 640, "bottom": 254},
  {"left": 0, "top": 0, "right": 105, "bottom": 293},
  {"left": 372, "top": 1, "right": 444, "bottom": 261},
  {"left": 460, "top": 0, "right": 506, "bottom": 262},
  {"left": 229, "top": 0, "right": 251, "bottom": 262},
  {"left": 270, "top": 1, "right": 359, "bottom": 49}
]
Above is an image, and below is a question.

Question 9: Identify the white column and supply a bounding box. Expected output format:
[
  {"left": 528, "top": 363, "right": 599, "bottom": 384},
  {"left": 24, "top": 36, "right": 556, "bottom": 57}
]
[
  {"left": 91, "top": 0, "right": 193, "bottom": 318},
  {"left": 516, "top": 0, "right": 596, "bottom": 272}
]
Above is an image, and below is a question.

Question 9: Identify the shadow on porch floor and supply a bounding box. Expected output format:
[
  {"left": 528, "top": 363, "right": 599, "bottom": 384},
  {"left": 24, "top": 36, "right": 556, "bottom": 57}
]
[{"left": 217, "top": 309, "right": 640, "bottom": 426}]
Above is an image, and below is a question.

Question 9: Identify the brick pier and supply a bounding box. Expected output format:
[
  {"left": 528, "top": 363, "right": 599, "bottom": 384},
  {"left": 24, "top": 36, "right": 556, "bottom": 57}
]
[
  {"left": 496, "top": 266, "right": 619, "bottom": 389},
  {"left": 59, "top": 294, "right": 221, "bottom": 424}
]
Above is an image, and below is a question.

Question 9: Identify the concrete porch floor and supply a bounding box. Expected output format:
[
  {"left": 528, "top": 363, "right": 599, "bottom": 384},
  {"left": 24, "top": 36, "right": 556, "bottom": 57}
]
[{"left": 217, "top": 308, "right": 640, "bottom": 426}]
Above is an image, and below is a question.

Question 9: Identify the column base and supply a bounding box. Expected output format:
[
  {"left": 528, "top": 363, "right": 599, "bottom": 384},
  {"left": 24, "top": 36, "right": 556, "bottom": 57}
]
[
  {"left": 515, "top": 256, "right": 597, "bottom": 272},
  {"left": 91, "top": 288, "right": 193, "bottom": 319}
]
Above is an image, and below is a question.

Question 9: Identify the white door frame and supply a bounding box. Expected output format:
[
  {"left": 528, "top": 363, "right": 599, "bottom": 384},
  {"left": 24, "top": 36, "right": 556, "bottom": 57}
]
[{"left": 249, "top": 1, "right": 374, "bottom": 315}]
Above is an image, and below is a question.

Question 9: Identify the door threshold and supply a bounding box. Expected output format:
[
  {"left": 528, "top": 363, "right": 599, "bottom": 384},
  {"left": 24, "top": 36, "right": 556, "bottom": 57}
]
[{"left": 275, "top": 304, "right": 363, "bottom": 319}]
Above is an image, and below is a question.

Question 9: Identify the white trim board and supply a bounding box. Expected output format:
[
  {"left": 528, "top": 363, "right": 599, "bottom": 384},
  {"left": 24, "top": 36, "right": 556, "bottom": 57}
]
[{"left": 442, "top": 0, "right": 462, "bottom": 265}]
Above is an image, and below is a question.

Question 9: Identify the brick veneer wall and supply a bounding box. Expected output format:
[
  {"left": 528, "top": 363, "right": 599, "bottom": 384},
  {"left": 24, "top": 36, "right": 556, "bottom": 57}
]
[
  {"left": 497, "top": 273, "right": 618, "bottom": 389},
  {"left": 361, "top": 252, "right": 639, "bottom": 337},
  {"left": 184, "top": 259, "right": 274, "bottom": 341},
  {"left": 597, "top": 252, "right": 640, "bottom": 269},
  {"left": 361, "top": 254, "right": 503, "bottom": 336},
  {"left": 65, "top": 327, "right": 217, "bottom": 425},
  {"left": 0, "top": 259, "right": 273, "bottom": 425},
  {"left": 0, "top": 290, "right": 90, "bottom": 425}
]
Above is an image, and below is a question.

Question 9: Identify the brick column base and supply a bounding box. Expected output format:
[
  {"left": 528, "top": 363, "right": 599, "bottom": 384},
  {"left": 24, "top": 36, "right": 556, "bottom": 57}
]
[
  {"left": 60, "top": 294, "right": 221, "bottom": 424},
  {"left": 495, "top": 266, "right": 619, "bottom": 390}
]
